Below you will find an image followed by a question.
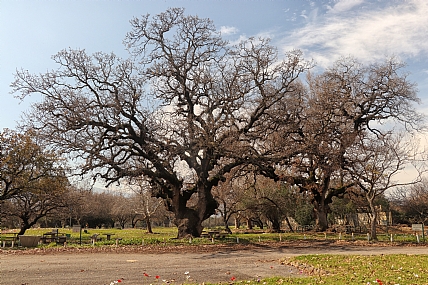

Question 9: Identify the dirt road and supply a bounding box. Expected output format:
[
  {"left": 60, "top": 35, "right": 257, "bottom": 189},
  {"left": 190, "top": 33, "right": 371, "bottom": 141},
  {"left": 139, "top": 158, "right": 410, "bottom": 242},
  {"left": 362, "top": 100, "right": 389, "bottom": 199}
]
[{"left": 2, "top": 242, "right": 428, "bottom": 285}]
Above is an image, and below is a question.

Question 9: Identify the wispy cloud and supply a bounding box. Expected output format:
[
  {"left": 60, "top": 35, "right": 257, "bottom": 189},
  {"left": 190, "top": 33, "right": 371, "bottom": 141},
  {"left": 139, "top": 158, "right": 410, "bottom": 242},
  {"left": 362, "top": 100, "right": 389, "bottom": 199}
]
[
  {"left": 219, "top": 26, "right": 239, "bottom": 36},
  {"left": 281, "top": 0, "right": 428, "bottom": 67},
  {"left": 327, "top": 0, "right": 364, "bottom": 14}
]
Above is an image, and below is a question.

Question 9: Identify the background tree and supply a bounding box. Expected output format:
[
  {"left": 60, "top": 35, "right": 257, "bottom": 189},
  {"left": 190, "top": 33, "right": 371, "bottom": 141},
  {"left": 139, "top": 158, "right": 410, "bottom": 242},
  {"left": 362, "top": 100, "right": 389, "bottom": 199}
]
[
  {"left": 80, "top": 192, "right": 115, "bottom": 228},
  {"left": 280, "top": 57, "right": 423, "bottom": 231},
  {"left": 12, "top": 8, "right": 310, "bottom": 237},
  {"left": 345, "top": 132, "right": 425, "bottom": 240},
  {"left": 212, "top": 167, "right": 255, "bottom": 233},
  {"left": 111, "top": 193, "right": 133, "bottom": 229},
  {"left": 127, "top": 179, "right": 164, "bottom": 233},
  {"left": 390, "top": 180, "right": 428, "bottom": 225},
  {"left": 1, "top": 129, "right": 61, "bottom": 201},
  {"left": 3, "top": 172, "right": 70, "bottom": 235}
]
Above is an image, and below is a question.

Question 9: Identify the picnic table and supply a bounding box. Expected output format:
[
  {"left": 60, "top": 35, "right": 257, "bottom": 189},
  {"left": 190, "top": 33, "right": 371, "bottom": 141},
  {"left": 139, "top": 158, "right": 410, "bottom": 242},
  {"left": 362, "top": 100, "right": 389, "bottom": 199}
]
[
  {"left": 102, "top": 233, "right": 115, "bottom": 240},
  {"left": 201, "top": 231, "right": 227, "bottom": 239},
  {"left": 41, "top": 229, "right": 66, "bottom": 244},
  {"left": 1, "top": 232, "right": 19, "bottom": 247}
]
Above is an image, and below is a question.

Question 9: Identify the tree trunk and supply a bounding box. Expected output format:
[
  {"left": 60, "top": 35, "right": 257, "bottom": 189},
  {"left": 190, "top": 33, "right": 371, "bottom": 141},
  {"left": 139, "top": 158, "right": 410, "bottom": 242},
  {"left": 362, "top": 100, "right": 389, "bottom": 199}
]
[
  {"left": 368, "top": 196, "right": 378, "bottom": 240},
  {"left": 314, "top": 203, "right": 329, "bottom": 231},
  {"left": 174, "top": 208, "right": 204, "bottom": 238},
  {"left": 270, "top": 218, "right": 281, "bottom": 233},
  {"left": 284, "top": 216, "right": 294, "bottom": 232},
  {"left": 167, "top": 183, "right": 218, "bottom": 238},
  {"left": 223, "top": 215, "right": 232, "bottom": 234},
  {"left": 247, "top": 218, "right": 253, "bottom": 230},
  {"left": 234, "top": 216, "right": 241, "bottom": 229},
  {"left": 18, "top": 217, "right": 37, "bottom": 236},
  {"left": 146, "top": 216, "right": 153, "bottom": 234}
]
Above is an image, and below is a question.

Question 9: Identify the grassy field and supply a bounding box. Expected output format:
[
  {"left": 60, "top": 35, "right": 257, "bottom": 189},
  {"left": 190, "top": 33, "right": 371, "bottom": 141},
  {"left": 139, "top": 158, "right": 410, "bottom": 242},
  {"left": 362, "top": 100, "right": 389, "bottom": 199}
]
[
  {"left": 272, "top": 254, "right": 428, "bottom": 285},
  {"left": 2, "top": 227, "right": 428, "bottom": 284},
  {"left": 5, "top": 226, "right": 424, "bottom": 247}
]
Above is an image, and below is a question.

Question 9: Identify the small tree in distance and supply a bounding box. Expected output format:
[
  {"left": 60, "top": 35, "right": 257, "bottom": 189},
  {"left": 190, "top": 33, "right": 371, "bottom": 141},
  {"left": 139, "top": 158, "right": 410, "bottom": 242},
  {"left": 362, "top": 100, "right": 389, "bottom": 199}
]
[{"left": 345, "top": 132, "right": 426, "bottom": 240}]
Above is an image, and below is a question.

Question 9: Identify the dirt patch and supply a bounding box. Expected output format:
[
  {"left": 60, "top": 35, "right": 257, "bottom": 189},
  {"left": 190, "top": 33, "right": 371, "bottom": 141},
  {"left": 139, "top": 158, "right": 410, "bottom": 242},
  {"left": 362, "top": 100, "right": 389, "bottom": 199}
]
[{"left": 1, "top": 241, "right": 428, "bottom": 285}]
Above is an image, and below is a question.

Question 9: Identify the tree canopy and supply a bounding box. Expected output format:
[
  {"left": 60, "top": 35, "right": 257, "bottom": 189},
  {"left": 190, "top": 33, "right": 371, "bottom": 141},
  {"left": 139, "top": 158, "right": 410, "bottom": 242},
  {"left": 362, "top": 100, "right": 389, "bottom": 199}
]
[{"left": 11, "top": 8, "right": 424, "bottom": 237}]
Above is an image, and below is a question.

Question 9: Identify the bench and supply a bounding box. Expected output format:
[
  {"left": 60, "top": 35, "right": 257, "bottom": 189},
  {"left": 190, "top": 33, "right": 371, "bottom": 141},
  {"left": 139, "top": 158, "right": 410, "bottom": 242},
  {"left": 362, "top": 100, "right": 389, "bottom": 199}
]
[{"left": 1, "top": 236, "right": 17, "bottom": 247}]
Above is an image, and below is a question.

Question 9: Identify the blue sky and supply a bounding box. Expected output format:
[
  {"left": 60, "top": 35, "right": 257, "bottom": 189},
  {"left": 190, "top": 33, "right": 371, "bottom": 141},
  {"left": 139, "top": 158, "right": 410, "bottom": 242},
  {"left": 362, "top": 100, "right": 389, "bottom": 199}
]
[{"left": 1, "top": 0, "right": 428, "bottom": 130}]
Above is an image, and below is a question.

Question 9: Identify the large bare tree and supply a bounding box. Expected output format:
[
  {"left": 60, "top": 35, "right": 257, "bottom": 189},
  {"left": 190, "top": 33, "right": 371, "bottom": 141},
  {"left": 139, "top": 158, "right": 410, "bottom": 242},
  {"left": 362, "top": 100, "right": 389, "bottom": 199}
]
[
  {"left": 280, "top": 57, "right": 423, "bottom": 231},
  {"left": 11, "top": 8, "right": 309, "bottom": 238}
]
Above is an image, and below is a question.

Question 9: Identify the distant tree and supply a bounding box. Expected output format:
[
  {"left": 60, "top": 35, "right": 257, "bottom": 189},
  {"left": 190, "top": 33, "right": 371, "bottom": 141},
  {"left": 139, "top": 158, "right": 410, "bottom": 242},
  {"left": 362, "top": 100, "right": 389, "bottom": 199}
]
[
  {"left": 12, "top": 8, "right": 310, "bottom": 237},
  {"left": 1, "top": 129, "right": 62, "bottom": 201},
  {"left": 391, "top": 180, "right": 428, "bottom": 224},
  {"left": 280, "top": 57, "right": 424, "bottom": 231},
  {"left": 345, "top": 132, "right": 425, "bottom": 240},
  {"left": 81, "top": 192, "right": 115, "bottom": 228},
  {"left": 3, "top": 172, "right": 70, "bottom": 235},
  {"left": 111, "top": 194, "right": 132, "bottom": 229},
  {"left": 127, "top": 179, "right": 163, "bottom": 233},
  {"left": 212, "top": 167, "right": 250, "bottom": 233}
]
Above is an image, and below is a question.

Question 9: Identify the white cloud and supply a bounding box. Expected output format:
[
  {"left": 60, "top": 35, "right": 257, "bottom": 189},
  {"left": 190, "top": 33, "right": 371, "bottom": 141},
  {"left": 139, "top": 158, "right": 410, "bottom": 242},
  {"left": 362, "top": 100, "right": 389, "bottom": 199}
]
[
  {"left": 327, "top": 0, "right": 364, "bottom": 14},
  {"left": 219, "top": 26, "right": 239, "bottom": 36},
  {"left": 282, "top": 0, "right": 428, "bottom": 67}
]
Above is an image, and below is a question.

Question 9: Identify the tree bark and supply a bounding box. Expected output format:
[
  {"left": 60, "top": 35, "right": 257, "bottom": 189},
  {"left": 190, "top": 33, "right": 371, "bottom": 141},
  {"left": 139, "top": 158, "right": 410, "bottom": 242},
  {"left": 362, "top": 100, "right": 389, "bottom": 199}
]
[
  {"left": 284, "top": 216, "right": 294, "bottom": 232},
  {"left": 18, "top": 217, "right": 39, "bottom": 236},
  {"left": 145, "top": 216, "right": 153, "bottom": 234},
  {"left": 174, "top": 208, "right": 204, "bottom": 238},
  {"left": 269, "top": 218, "right": 281, "bottom": 233},
  {"left": 368, "top": 196, "right": 378, "bottom": 240},
  {"left": 314, "top": 202, "right": 329, "bottom": 231}
]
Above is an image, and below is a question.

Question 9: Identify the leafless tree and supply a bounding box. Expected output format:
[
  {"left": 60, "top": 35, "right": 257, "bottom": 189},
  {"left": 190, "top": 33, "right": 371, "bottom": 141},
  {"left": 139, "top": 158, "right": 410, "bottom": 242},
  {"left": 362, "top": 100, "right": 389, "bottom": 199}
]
[
  {"left": 126, "top": 179, "right": 164, "bottom": 233},
  {"left": 393, "top": 180, "right": 428, "bottom": 224},
  {"left": 12, "top": 8, "right": 310, "bottom": 237},
  {"left": 345, "top": 132, "right": 425, "bottom": 239},
  {"left": 280, "top": 57, "right": 424, "bottom": 231}
]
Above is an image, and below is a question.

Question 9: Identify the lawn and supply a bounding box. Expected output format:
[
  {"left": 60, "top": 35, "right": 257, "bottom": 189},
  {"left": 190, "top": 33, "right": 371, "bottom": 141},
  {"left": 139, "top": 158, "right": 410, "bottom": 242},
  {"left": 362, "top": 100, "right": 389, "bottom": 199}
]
[
  {"left": 275, "top": 254, "right": 428, "bottom": 285},
  {"left": 6, "top": 226, "right": 426, "bottom": 247},
  {"left": 3, "top": 227, "right": 428, "bottom": 284}
]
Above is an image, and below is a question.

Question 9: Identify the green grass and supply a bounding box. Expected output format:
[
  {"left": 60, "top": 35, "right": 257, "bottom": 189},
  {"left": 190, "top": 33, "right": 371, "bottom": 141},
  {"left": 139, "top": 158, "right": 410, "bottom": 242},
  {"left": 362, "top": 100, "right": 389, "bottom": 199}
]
[
  {"left": 276, "top": 254, "right": 428, "bottom": 285},
  {"left": 12, "top": 227, "right": 425, "bottom": 247},
  {"left": 5, "top": 227, "right": 428, "bottom": 284},
  {"left": 196, "top": 255, "right": 428, "bottom": 285}
]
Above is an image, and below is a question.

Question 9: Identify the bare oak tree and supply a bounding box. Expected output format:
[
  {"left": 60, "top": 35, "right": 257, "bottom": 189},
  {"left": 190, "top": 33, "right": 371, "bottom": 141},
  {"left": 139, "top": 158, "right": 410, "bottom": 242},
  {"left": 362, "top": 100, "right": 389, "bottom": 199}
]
[
  {"left": 11, "top": 8, "right": 309, "bottom": 237},
  {"left": 281, "top": 57, "right": 423, "bottom": 231}
]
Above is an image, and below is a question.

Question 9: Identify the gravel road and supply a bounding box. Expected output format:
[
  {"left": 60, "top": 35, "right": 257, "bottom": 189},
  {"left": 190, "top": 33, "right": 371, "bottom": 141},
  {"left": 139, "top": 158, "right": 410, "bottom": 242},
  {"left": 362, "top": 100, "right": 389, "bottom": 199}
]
[{"left": 2, "top": 242, "right": 428, "bottom": 285}]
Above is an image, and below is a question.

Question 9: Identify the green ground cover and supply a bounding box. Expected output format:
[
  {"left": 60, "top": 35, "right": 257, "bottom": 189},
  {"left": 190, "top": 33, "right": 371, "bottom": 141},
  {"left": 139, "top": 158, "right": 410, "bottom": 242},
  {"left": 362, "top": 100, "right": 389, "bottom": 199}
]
[
  {"left": 3, "top": 227, "right": 428, "bottom": 284},
  {"left": 274, "top": 254, "right": 428, "bottom": 285},
  {"left": 5, "top": 227, "right": 425, "bottom": 247}
]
